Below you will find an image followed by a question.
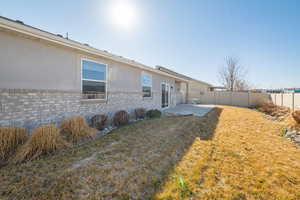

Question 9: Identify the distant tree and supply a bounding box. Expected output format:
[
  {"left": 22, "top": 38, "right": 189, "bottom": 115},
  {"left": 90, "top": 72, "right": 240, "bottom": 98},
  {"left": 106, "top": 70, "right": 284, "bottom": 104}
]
[
  {"left": 235, "top": 79, "right": 250, "bottom": 91},
  {"left": 219, "top": 56, "right": 250, "bottom": 91}
]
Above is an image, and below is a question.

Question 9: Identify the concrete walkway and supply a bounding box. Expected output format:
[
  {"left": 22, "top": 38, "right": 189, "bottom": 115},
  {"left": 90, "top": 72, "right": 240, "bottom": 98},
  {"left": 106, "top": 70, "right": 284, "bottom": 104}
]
[{"left": 163, "top": 104, "right": 215, "bottom": 117}]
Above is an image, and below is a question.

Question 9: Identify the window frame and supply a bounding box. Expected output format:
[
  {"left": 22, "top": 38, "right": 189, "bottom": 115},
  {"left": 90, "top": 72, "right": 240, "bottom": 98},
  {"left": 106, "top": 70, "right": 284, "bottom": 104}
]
[
  {"left": 141, "top": 72, "right": 153, "bottom": 98},
  {"left": 81, "top": 58, "right": 108, "bottom": 101}
]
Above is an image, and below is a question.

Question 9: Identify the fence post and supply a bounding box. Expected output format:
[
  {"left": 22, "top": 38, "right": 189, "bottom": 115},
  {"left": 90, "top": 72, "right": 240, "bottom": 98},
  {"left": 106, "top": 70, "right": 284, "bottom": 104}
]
[
  {"left": 281, "top": 93, "right": 283, "bottom": 106},
  {"left": 274, "top": 94, "right": 276, "bottom": 105},
  {"left": 214, "top": 91, "right": 216, "bottom": 105},
  {"left": 247, "top": 92, "right": 250, "bottom": 107},
  {"left": 292, "top": 93, "right": 295, "bottom": 111}
]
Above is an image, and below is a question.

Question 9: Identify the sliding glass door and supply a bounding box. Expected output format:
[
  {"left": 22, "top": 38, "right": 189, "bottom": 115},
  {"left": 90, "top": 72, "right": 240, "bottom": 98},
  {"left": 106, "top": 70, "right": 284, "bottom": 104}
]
[{"left": 162, "top": 83, "right": 170, "bottom": 108}]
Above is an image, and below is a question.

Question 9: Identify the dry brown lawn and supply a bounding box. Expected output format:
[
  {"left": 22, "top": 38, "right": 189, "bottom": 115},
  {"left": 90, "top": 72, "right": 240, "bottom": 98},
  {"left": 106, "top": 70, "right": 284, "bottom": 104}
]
[{"left": 1, "top": 106, "right": 300, "bottom": 200}]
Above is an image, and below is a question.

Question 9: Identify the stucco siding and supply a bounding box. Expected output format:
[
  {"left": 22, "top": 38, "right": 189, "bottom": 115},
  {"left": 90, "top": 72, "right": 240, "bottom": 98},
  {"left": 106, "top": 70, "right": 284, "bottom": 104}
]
[
  {"left": 0, "top": 31, "right": 79, "bottom": 90},
  {"left": 187, "top": 80, "right": 210, "bottom": 103},
  {"left": 0, "top": 30, "right": 177, "bottom": 129},
  {"left": 0, "top": 31, "right": 175, "bottom": 94}
]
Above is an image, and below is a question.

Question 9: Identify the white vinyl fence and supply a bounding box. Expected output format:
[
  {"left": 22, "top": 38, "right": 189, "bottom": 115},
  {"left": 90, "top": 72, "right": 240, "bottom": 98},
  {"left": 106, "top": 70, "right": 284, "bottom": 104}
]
[
  {"left": 270, "top": 93, "right": 300, "bottom": 111},
  {"left": 198, "top": 92, "right": 270, "bottom": 107},
  {"left": 198, "top": 92, "right": 300, "bottom": 110}
]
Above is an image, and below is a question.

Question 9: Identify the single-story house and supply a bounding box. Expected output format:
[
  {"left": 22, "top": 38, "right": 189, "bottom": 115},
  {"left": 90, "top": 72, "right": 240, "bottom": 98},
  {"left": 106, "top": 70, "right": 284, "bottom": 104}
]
[
  {"left": 156, "top": 66, "right": 212, "bottom": 103},
  {"left": 0, "top": 16, "right": 211, "bottom": 129}
]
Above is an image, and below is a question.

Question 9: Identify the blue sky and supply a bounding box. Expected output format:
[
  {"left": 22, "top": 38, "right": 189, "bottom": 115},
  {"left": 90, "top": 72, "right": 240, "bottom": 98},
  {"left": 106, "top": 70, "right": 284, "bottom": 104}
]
[{"left": 1, "top": 0, "right": 300, "bottom": 88}]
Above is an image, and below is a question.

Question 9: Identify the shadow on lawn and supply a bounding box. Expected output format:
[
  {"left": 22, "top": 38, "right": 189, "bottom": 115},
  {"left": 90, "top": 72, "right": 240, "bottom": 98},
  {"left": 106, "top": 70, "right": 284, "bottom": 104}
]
[
  {"left": 192, "top": 107, "right": 222, "bottom": 141},
  {"left": 147, "top": 107, "right": 223, "bottom": 199}
]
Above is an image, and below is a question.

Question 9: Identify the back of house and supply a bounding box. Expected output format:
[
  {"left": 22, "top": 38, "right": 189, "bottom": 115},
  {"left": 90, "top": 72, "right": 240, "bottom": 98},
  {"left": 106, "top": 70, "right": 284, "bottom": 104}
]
[
  {"left": 156, "top": 66, "right": 212, "bottom": 104},
  {"left": 0, "top": 17, "right": 194, "bottom": 129}
]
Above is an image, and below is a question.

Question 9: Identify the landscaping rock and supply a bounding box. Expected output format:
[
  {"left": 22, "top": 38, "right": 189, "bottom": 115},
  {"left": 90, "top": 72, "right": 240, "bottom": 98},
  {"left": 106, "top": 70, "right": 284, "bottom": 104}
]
[
  {"left": 101, "top": 126, "right": 117, "bottom": 135},
  {"left": 294, "top": 136, "right": 300, "bottom": 143},
  {"left": 285, "top": 130, "right": 297, "bottom": 137}
]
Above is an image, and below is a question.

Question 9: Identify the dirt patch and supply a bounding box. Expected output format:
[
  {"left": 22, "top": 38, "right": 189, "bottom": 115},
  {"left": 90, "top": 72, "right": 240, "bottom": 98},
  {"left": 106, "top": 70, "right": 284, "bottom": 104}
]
[{"left": 68, "top": 153, "right": 97, "bottom": 171}]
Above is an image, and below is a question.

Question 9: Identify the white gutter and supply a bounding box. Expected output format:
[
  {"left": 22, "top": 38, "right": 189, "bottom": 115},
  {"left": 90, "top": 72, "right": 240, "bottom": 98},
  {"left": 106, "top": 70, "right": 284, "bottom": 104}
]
[{"left": 0, "top": 17, "right": 188, "bottom": 82}]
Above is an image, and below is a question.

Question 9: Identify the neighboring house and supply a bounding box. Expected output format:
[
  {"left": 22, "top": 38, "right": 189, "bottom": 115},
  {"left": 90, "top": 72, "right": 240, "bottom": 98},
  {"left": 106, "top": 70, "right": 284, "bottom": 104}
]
[
  {"left": 0, "top": 16, "right": 192, "bottom": 129},
  {"left": 156, "top": 66, "right": 212, "bottom": 103}
]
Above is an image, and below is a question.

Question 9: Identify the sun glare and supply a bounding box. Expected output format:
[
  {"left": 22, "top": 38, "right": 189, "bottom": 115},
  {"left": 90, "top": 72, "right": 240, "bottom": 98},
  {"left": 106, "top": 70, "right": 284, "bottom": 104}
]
[{"left": 109, "top": 1, "right": 137, "bottom": 29}]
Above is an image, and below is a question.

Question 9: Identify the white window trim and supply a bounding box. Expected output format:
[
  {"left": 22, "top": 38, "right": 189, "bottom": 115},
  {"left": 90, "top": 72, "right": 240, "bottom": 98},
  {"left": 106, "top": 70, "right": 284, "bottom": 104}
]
[
  {"left": 141, "top": 72, "right": 153, "bottom": 98},
  {"left": 81, "top": 58, "right": 108, "bottom": 101}
]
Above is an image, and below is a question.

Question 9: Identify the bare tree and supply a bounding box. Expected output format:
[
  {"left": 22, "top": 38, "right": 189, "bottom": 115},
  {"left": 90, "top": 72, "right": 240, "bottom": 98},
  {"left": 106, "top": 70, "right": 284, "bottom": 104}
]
[
  {"left": 235, "top": 79, "right": 250, "bottom": 91},
  {"left": 219, "top": 56, "right": 249, "bottom": 91}
]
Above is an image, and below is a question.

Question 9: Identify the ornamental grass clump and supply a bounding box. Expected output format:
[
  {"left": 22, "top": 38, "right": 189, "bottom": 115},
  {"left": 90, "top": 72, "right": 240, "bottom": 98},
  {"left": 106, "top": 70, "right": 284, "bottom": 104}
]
[
  {"left": 292, "top": 110, "right": 300, "bottom": 124},
  {"left": 0, "top": 127, "right": 28, "bottom": 161},
  {"left": 257, "top": 101, "right": 290, "bottom": 118},
  {"left": 286, "top": 110, "right": 300, "bottom": 131},
  {"left": 15, "top": 125, "right": 69, "bottom": 162},
  {"left": 60, "top": 117, "right": 96, "bottom": 143}
]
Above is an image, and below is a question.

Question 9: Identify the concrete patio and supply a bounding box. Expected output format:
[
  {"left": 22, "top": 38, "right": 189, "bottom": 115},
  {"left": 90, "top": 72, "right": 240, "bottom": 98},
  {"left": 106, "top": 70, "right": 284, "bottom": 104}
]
[{"left": 163, "top": 104, "right": 215, "bottom": 117}]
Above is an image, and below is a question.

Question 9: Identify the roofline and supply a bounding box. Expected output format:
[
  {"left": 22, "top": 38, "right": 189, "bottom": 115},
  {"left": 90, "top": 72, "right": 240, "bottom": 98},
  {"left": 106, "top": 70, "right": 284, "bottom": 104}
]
[
  {"left": 156, "top": 66, "right": 212, "bottom": 86},
  {"left": 0, "top": 16, "right": 187, "bottom": 82}
]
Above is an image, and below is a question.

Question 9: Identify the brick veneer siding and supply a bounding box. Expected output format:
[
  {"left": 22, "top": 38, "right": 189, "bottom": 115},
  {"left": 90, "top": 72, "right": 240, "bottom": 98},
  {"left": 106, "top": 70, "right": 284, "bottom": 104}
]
[{"left": 0, "top": 89, "right": 163, "bottom": 130}]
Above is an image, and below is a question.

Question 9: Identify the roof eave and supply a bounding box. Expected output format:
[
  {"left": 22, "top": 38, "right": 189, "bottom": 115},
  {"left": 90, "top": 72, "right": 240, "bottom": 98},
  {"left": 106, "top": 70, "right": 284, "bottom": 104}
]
[{"left": 0, "top": 17, "right": 188, "bottom": 82}]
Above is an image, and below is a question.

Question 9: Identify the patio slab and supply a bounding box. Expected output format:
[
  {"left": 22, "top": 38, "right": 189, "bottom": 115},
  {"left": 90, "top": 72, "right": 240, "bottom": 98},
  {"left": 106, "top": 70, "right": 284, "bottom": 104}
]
[{"left": 163, "top": 104, "right": 215, "bottom": 117}]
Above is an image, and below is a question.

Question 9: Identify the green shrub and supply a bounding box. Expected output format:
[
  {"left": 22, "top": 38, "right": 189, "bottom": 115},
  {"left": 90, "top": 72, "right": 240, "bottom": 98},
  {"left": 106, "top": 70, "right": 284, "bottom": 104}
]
[
  {"left": 135, "top": 108, "right": 146, "bottom": 119},
  {"left": 113, "top": 110, "right": 129, "bottom": 127},
  {"left": 91, "top": 114, "right": 108, "bottom": 130},
  {"left": 146, "top": 109, "right": 162, "bottom": 118}
]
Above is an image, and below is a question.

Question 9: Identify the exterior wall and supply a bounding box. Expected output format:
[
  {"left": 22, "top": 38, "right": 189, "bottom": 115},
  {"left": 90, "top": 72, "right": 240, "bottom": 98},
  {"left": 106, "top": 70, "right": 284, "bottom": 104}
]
[
  {"left": 0, "top": 31, "right": 79, "bottom": 90},
  {"left": 0, "top": 31, "right": 176, "bottom": 93},
  {"left": 0, "top": 90, "right": 163, "bottom": 130},
  {"left": 175, "top": 81, "right": 187, "bottom": 104},
  {"left": 155, "top": 66, "right": 210, "bottom": 104},
  {"left": 187, "top": 80, "right": 210, "bottom": 103},
  {"left": 0, "top": 31, "right": 176, "bottom": 129}
]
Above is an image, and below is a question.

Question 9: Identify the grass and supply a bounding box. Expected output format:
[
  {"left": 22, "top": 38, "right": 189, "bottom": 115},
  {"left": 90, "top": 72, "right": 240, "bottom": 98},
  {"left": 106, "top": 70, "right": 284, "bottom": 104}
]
[
  {"left": 0, "top": 106, "right": 300, "bottom": 199},
  {"left": 156, "top": 106, "right": 300, "bottom": 200}
]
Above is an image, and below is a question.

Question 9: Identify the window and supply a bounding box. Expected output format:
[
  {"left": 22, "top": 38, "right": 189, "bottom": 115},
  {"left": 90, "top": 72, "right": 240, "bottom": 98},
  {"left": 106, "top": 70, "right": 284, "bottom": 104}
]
[
  {"left": 142, "top": 72, "right": 152, "bottom": 98},
  {"left": 82, "top": 59, "right": 107, "bottom": 100}
]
